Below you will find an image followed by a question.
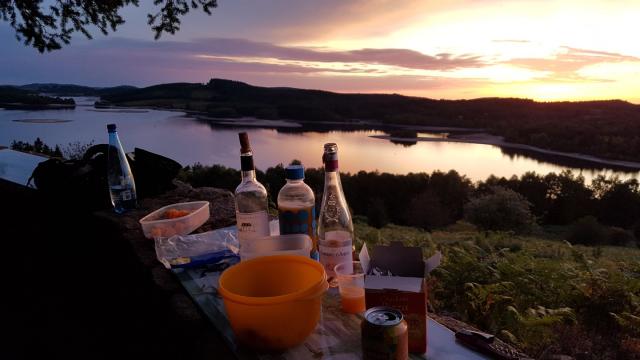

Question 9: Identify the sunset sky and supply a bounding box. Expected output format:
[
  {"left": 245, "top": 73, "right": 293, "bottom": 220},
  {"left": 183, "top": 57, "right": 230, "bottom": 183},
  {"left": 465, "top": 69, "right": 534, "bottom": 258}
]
[{"left": 1, "top": 0, "right": 639, "bottom": 102}]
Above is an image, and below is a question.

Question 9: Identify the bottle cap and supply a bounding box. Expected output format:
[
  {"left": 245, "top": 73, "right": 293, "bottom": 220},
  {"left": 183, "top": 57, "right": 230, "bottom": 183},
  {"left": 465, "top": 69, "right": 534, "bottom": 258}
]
[
  {"left": 238, "top": 132, "right": 251, "bottom": 153},
  {"left": 324, "top": 143, "right": 338, "bottom": 153},
  {"left": 107, "top": 124, "right": 117, "bottom": 133},
  {"left": 322, "top": 143, "right": 339, "bottom": 171},
  {"left": 285, "top": 165, "right": 305, "bottom": 180}
]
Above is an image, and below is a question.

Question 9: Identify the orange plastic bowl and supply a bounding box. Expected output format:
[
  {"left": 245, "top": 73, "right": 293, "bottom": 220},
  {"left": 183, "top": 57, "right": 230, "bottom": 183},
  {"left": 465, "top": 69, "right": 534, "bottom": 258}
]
[{"left": 218, "top": 255, "right": 328, "bottom": 351}]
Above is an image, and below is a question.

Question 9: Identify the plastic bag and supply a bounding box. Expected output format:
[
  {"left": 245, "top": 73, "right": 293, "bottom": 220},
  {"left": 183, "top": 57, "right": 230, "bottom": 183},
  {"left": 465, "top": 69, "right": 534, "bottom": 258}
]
[{"left": 155, "top": 227, "right": 240, "bottom": 269}]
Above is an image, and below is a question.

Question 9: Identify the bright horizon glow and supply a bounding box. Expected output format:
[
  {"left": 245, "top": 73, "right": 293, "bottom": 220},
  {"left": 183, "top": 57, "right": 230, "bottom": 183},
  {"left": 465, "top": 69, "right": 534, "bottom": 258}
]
[
  {"left": 288, "top": 0, "right": 640, "bottom": 101},
  {"left": 1, "top": 0, "right": 639, "bottom": 102}
]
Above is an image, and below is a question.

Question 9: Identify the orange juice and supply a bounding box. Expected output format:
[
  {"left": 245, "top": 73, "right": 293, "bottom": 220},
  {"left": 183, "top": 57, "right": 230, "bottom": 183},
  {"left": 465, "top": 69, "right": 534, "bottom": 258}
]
[{"left": 340, "top": 287, "right": 366, "bottom": 313}]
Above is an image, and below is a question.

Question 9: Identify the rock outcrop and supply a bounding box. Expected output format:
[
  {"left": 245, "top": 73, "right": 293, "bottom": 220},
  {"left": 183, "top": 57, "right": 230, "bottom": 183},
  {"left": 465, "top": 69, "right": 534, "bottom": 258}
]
[{"left": 94, "top": 181, "right": 236, "bottom": 357}]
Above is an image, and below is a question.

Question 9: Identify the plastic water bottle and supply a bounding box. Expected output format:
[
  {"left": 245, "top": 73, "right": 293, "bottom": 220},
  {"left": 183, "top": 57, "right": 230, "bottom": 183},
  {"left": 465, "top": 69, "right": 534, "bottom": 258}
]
[
  {"left": 277, "top": 164, "right": 318, "bottom": 259},
  {"left": 107, "top": 124, "right": 137, "bottom": 213}
]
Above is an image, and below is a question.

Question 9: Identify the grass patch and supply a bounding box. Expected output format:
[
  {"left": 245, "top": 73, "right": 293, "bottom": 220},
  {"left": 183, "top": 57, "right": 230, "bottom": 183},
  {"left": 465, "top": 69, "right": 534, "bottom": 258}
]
[{"left": 354, "top": 220, "right": 640, "bottom": 359}]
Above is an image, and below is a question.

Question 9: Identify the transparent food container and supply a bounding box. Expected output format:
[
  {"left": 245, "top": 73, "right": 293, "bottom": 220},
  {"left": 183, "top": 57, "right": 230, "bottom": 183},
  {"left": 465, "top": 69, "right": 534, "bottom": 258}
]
[
  {"left": 240, "top": 234, "right": 312, "bottom": 261},
  {"left": 139, "top": 201, "right": 210, "bottom": 239}
]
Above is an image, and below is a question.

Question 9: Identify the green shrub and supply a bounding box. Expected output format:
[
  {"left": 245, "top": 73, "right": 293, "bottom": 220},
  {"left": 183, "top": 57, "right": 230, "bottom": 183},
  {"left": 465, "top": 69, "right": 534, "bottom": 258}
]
[
  {"left": 566, "top": 216, "right": 608, "bottom": 245},
  {"left": 608, "top": 227, "right": 637, "bottom": 247},
  {"left": 464, "top": 187, "right": 537, "bottom": 233},
  {"left": 11, "top": 138, "right": 93, "bottom": 159},
  {"left": 406, "top": 190, "right": 450, "bottom": 230},
  {"left": 367, "top": 197, "right": 389, "bottom": 228},
  {"left": 634, "top": 222, "right": 640, "bottom": 248},
  {"left": 11, "top": 138, "right": 62, "bottom": 157}
]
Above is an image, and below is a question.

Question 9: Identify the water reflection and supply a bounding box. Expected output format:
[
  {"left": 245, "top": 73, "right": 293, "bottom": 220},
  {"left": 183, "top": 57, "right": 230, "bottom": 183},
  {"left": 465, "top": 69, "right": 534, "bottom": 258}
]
[
  {"left": 1, "top": 99, "right": 638, "bottom": 183},
  {"left": 390, "top": 139, "right": 418, "bottom": 147},
  {"left": 499, "top": 147, "right": 640, "bottom": 173}
]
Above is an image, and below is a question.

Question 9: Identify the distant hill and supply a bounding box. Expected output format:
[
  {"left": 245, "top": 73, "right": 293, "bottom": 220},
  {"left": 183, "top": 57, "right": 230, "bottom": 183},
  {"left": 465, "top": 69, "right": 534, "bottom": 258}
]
[
  {"left": 18, "top": 83, "right": 138, "bottom": 97},
  {"left": 0, "top": 86, "right": 75, "bottom": 109},
  {"left": 100, "top": 79, "right": 534, "bottom": 124},
  {"left": 19, "top": 83, "right": 97, "bottom": 96},
  {"left": 101, "top": 78, "right": 640, "bottom": 162}
]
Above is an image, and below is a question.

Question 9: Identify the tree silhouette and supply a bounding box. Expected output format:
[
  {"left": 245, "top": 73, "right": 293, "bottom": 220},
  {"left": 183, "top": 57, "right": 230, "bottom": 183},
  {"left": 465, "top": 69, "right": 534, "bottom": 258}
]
[{"left": 0, "top": 0, "right": 217, "bottom": 52}]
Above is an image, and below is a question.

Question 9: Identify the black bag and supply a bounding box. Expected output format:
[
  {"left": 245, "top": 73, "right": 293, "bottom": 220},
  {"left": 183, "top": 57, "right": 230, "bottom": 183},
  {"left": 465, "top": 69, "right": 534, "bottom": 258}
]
[
  {"left": 130, "top": 148, "right": 183, "bottom": 199},
  {"left": 29, "top": 146, "right": 182, "bottom": 211}
]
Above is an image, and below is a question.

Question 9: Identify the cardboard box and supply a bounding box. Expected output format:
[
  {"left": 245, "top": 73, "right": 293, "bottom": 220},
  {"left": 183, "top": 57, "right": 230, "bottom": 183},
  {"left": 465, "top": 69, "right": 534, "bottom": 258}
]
[{"left": 361, "top": 242, "right": 440, "bottom": 354}]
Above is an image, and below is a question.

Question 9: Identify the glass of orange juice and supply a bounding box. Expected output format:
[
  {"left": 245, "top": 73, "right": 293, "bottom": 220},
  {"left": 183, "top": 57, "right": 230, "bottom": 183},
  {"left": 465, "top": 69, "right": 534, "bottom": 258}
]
[{"left": 334, "top": 261, "right": 366, "bottom": 314}]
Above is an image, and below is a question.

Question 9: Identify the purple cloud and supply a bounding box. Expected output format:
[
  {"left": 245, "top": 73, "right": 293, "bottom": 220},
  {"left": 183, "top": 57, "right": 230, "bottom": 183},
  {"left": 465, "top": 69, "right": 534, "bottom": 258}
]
[
  {"left": 91, "top": 37, "right": 487, "bottom": 71},
  {"left": 0, "top": 33, "right": 487, "bottom": 95}
]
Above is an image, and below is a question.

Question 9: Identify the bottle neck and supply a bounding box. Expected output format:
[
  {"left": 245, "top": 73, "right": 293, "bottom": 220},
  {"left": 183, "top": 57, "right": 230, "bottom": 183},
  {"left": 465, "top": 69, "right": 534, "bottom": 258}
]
[
  {"left": 241, "top": 169, "right": 256, "bottom": 181},
  {"left": 240, "top": 152, "right": 255, "bottom": 181},
  {"left": 324, "top": 169, "right": 341, "bottom": 188},
  {"left": 108, "top": 132, "right": 124, "bottom": 152}
]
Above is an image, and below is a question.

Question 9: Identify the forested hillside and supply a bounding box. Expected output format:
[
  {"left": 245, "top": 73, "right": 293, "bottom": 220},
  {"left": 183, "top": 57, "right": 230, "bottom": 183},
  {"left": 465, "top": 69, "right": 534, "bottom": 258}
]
[{"left": 102, "top": 79, "right": 640, "bottom": 162}]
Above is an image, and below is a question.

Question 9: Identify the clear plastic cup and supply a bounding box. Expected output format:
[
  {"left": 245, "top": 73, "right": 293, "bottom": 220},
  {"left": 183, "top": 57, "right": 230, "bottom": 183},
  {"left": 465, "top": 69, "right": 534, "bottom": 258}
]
[{"left": 334, "top": 261, "right": 366, "bottom": 314}]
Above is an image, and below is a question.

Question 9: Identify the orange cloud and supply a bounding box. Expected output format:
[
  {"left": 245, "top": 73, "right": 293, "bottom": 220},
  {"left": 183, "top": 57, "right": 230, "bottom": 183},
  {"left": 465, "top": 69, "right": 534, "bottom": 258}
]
[{"left": 506, "top": 46, "right": 640, "bottom": 82}]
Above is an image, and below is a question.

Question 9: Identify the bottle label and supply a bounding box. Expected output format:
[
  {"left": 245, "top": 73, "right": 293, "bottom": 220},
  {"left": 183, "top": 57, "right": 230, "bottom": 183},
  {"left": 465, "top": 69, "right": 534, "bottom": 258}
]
[
  {"left": 323, "top": 151, "right": 339, "bottom": 171},
  {"left": 110, "top": 185, "right": 136, "bottom": 201},
  {"left": 240, "top": 155, "right": 254, "bottom": 171},
  {"left": 236, "top": 211, "right": 270, "bottom": 244},
  {"left": 279, "top": 206, "right": 317, "bottom": 238},
  {"left": 279, "top": 206, "right": 317, "bottom": 258},
  {"left": 319, "top": 230, "right": 353, "bottom": 276},
  {"left": 121, "top": 190, "right": 132, "bottom": 201}
]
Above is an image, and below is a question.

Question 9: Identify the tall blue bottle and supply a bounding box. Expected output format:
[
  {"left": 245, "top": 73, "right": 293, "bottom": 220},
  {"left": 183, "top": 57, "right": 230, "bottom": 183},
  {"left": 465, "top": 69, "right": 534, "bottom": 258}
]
[{"left": 107, "top": 124, "right": 137, "bottom": 213}]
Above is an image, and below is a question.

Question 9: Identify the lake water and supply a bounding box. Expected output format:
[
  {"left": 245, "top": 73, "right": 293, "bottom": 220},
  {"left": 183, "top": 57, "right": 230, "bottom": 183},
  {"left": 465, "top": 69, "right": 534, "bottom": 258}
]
[{"left": 1, "top": 97, "right": 638, "bottom": 183}]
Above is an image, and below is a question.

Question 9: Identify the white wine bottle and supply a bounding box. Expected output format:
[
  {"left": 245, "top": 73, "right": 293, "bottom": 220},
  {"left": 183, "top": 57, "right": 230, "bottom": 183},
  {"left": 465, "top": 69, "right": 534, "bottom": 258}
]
[
  {"left": 235, "top": 132, "right": 270, "bottom": 247},
  {"left": 318, "top": 143, "right": 354, "bottom": 280}
]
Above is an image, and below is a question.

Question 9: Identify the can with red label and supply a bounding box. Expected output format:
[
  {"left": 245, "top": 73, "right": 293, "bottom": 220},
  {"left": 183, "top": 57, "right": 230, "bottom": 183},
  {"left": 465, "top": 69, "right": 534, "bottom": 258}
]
[{"left": 362, "top": 307, "right": 409, "bottom": 360}]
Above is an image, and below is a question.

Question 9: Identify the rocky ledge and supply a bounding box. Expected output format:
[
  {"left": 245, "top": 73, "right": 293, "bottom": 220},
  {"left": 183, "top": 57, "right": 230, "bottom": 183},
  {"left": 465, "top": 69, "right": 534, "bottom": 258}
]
[
  {"left": 97, "top": 179, "right": 235, "bottom": 274},
  {"left": 94, "top": 180, "right": 236, "bottom": 357}
]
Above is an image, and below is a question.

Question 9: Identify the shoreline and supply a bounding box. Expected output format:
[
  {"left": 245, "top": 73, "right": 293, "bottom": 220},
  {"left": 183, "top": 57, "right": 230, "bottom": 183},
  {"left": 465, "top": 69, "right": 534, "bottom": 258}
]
[
  {"left": 370, "top": 133, "right": 640, "bottom": 170},
  {"left": 194, "top": 116, "right": 303, "bottom": 128},
  {"left": 191, "top": 114, "right": 483, "bottom": 132},
  {"left": 12, "top": 119, "right": 73, "bottom": 123},
  {"left": 88, "top": 109, "right": 150, "bottom": 113},
  {"left": 0, "top": 103, "right": 76, "bottom": 110},
  {"left": 103, "top": 102, "right": 483, "bottom": 132},
  {"left": 387, "top": 123, "right": 483, "bottom": 132}
]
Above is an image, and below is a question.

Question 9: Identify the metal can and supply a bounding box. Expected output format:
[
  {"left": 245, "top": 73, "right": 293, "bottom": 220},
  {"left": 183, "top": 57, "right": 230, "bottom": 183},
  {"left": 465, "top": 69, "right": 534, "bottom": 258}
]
[{"left": 362, "top": 307, "right": 409, "bottom": 360}]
